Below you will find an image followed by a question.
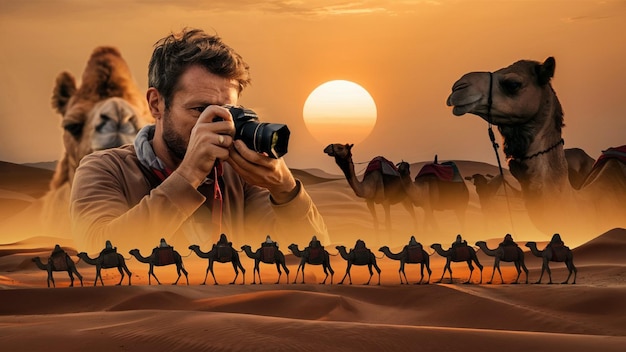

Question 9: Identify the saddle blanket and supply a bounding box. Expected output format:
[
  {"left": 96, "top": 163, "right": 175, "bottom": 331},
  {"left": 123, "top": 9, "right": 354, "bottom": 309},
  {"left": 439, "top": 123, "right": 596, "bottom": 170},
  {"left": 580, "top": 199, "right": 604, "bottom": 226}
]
[
  {"left": 407, "top": 246, "right": 423, "bottom": 263},
  {"left": 51, "top": 254, "right": 68, "bottom": 271},
  {"left": 364, "top": 156, "right": 400, "bottom": 177},
  {"left": 157, "top": 247, "right": 176, "bottom": 266},
  {"left": 262, "top": 247, "right": 276, "bottom": 263}
]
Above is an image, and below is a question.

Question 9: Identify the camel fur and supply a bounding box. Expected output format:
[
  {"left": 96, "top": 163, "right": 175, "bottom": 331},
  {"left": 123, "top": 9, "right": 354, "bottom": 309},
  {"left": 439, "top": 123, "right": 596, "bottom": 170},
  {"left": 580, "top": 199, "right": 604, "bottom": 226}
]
[{"left": 447, "top": 57, "right": 626, "bottom": 238}]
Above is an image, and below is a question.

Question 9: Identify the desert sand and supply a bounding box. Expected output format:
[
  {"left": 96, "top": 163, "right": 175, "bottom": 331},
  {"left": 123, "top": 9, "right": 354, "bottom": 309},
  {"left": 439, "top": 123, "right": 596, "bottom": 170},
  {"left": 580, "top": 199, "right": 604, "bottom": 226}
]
[{"left": 1, "top": 162, "right": 626, "bottom": 351}]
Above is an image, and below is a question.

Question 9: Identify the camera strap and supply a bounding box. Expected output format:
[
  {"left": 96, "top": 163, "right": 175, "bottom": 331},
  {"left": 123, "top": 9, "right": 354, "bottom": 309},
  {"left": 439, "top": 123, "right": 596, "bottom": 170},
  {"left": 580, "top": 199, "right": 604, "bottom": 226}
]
[{"left": 211, "top": 163, "right": 223, "bottom": 237}]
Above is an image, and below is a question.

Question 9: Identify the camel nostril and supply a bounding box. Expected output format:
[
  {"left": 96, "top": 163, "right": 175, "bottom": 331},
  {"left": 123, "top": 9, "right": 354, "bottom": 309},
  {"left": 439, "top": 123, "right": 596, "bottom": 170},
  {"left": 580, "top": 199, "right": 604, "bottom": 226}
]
[{"left": 452, "top": 81, "right": 469, "bottom": 92}]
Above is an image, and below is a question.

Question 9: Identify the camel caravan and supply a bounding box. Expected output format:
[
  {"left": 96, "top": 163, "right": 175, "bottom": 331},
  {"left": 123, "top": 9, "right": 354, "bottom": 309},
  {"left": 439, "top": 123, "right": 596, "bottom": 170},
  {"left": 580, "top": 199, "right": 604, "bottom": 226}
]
[
  {"left": 33, "top": 231, "right": 578, "bottom": 287},
  {"left": 13, "top": 49, "right": 622, "bottom": 288}
]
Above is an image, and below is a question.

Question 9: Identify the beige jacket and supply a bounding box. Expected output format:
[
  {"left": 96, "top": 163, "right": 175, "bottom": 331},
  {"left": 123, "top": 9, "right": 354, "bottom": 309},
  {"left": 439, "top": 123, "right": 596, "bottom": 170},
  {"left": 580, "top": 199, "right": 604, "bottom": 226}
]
[{"left": 70, "top": 144, "right": 328, "bottom": 253}]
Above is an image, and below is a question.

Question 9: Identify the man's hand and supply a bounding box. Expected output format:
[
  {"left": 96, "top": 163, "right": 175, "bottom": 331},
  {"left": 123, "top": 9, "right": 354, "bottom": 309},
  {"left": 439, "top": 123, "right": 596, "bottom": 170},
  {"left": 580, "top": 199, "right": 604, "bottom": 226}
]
[
  {"left": 227, "top": 140, "right": 298, "bottom": 204},
  {"left": 176, "top": 105, "right": 235, "bottom": 188}
]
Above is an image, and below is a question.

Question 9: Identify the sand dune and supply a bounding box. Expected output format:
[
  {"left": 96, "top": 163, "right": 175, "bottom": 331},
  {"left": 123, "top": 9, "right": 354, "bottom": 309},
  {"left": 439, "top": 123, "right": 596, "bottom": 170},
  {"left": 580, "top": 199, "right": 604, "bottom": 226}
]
[{"left": 1, "top": 162, "right": 626, "bottom": 350}]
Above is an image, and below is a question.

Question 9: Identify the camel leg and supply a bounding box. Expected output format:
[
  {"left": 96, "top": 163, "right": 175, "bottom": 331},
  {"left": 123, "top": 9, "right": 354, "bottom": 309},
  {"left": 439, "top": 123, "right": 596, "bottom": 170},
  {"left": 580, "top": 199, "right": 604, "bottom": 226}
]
[
  {"left": 383, "top": 202, "right": 392, "bottom": 232},
  {"left": 545, "top": 260, "right": 554, "bottom": 284},
  {"left": 366, "top": 201, "right": 380, "bottom": 234},
  {"left": 202, "top": 263, "right": 211, "bottom": 285},
  {"left": 122, "top": 264, "right": 132, "bottom": 286},
  {"left": 114, "top": 266, "right": 124, "bottom": 286},
  {"left": 512, "top": 262, "right": 521, "bottom": 284},
  {"left": 488, "top": 259, "right": 497, "bottom": 284},
  {"left": 237, "top": 260, "right": 246, "bottom": 285},
  {"left": 252, "top": 261, "right": 259, "bottom": 284},
  {"left": 373, "top": 262, "right": 381, "bottom": 285},
  {"left": 417, "top": 263, "right": 425, "bottom": 284},
  {"left": 328, "top": 262, "right": 334, "bottom": 285},
  {"left": 173, "top": 265, "right": 182, "bottom": 285},
  {"left": 68, "top": 271, "right": 75, "bottom": 287},
  {"left": 464, "top": 261, "right": 474, "bottom": 284},
  {"left": 364, "top": 264, "right": 373, "bottom": 285},
  {"left": 47, "top": 269, "right": 54, "bottom": 288},
  {"left": 209, "top": 261, "right": 219, "bottom": 285},
  {"left": 95, "top": 266, "right": 103, "bottom": 286},
  {"left": 563, "top": 260, "right": 577, "bottom": 284},
  {"left": 71, "top": 265, "right": 83, "bottom": 287},
  {"left": 435, "top": 260, "right": 450, "bottom": 283},
  {"left": 521, "top": 261, "right": 529, "bottom": 284},
  {"left": 181, "top": 264, "right": 189, "bottom": 285},
  {"left": 229, "top": 262, "right": 240, "bottom": 285},
  {"left": 149, "top": 265, "right": 161, "bottom": 285},
  {"left": 339, "top": 262, "right": 351, "bottom": 285},
  {"left": 298, "top": 261, "right": 306, "bottom": 284},
  {"left": 474, "top": 258, "right": 483, "bottom": 284}
]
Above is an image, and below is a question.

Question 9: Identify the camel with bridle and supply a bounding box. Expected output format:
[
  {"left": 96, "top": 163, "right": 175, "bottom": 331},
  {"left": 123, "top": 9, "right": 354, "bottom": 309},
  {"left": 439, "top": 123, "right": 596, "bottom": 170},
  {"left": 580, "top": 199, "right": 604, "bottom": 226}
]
[
  {"left": 287, "top": 243, "right": 334, "bottom": 284},
  {"left": 32, "top": 249, "right": 83, "bottom": 288},
  {"left": 129, "top": 247, "right": 189, "bottom": 285},
  {"left": 241, "top": 244, "right": 289, "bottom": 284},
  {"left": 324, "top": 143, "right": 417, "bottom": 239},
  {"left": 475, "top": 241, "right": 528, "bottom": 284},
  {"left": 446, "top": 56, "right": 626, "bottom": 239},
  {"left": 77, "top": 250, "right": 132, "bottom": 286},
  {"left": 189, "top": 244, "right": 246, "bottom": 285},
  {"left": 335, "top": 244, "right": 381, "bottom": 285},
  {"left": 378, "top": 245, "right": 432, "bottom": 284}
]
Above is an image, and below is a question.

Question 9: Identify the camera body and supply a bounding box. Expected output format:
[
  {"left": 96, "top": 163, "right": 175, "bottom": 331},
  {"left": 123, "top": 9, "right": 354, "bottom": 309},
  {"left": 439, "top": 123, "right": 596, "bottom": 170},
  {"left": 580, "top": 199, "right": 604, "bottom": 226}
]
[{"left": 225, "top": 105, "right": 290, "bottom": 159}]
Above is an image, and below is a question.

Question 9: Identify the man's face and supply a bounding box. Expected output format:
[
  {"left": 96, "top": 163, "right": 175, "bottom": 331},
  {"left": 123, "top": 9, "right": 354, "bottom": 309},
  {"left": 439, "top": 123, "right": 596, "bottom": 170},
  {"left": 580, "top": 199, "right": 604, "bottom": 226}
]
[{"left": 161, "top": 65, "right": 240, "bottom": 161}]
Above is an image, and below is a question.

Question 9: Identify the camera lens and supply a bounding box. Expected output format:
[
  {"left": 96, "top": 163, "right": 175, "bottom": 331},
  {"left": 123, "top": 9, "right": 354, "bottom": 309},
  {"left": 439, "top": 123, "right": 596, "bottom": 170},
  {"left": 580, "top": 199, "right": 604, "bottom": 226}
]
[{"left": 226, "top": 105, "right": 290, "bottom": 159}]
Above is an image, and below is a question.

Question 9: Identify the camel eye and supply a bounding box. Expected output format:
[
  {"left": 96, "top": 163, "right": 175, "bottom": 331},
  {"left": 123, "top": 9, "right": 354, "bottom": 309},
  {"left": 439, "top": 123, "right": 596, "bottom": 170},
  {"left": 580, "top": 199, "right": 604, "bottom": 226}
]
[
  {"left": 501, "top": 79, "right": 522, "bottom": 95},
  {"left": 64, "top": 122, "right": 84, "bottom": 138}
]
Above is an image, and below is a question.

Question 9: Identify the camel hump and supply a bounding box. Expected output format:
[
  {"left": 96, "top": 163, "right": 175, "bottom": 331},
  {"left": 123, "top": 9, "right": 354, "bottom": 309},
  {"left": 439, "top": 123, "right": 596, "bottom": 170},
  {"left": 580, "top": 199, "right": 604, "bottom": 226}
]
[
  {"left": 365, "top": 156, "right": 400, "bottom": 177},
  {"left": 416, "top": 161, "right": 463, "bottom": 182},
  {"left": 156, "top": 246, "right": 176, "bottom": 265}
]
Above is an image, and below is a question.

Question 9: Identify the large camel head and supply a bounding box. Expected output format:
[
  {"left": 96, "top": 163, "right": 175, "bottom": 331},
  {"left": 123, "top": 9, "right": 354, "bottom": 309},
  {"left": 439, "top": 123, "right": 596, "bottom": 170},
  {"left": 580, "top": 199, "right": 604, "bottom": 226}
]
[
  {"left": 446, "top": 57, "right": 565, "bottom": 170},
  {"left": 50, "top": 46, "right": 153, "bottom": 189}
]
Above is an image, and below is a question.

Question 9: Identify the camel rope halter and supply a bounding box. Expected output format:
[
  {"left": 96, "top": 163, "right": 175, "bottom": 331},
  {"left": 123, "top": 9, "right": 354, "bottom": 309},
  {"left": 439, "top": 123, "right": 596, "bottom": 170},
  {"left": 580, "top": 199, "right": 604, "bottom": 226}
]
[{"left": 486, "top": 71, "right": 517, "bottom": 235}]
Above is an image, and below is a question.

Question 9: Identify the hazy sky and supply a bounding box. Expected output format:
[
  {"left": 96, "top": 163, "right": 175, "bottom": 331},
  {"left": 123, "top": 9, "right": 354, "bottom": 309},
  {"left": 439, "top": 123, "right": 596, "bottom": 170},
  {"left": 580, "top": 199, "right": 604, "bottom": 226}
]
[{"left": 1, "top": 0, "right": 624, "bottom": 173}]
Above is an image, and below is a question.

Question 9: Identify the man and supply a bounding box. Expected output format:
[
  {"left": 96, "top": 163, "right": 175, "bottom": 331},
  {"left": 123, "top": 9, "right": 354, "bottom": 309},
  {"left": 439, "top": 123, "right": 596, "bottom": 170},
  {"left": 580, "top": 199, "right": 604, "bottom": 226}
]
[{"left": 70, "top": 28, "right": 328, "bottom": 253}]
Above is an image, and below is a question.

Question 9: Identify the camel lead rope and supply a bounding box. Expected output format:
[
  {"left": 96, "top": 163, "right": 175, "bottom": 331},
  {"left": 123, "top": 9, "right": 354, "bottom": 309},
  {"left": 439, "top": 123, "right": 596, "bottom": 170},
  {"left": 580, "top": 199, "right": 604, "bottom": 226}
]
[{"left": 486, "top": 72, "right": 517, "bottom": 235}]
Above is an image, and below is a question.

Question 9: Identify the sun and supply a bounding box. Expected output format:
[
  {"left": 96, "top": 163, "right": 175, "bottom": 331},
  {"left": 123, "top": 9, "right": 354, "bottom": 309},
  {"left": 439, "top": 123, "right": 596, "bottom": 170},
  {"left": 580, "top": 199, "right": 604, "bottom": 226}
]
[{"left": 303, "top": 80, "right": 377, "bottom": 145}]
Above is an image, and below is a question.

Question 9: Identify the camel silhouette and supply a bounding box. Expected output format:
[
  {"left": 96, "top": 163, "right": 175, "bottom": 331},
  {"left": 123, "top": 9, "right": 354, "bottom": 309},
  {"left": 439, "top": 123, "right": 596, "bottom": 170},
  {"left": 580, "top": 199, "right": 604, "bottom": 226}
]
[
  {"left": 335, "top": 244, "right": 381, "bottom": 285},
  {"left": 32, "top": 249, "right": 83, "bottom": 288},
  {"left": 430, "top": 243, "right": 483, "bottom": 284},
  {"left": 378, "top": 245, "right": 432, "bottom": 284},
  {"left": 287, "top": 243, "right": 334, "bottom": 284},
  {"left": 129, "top": 247, "right": 188, "bottom": 285},
  {"left": 77, "top": 251, "right": 132, "bottom": 286},
  {"left": 525, "top": 242, "right": 577, "bottom": 284},
  {"left": 475, "top": 241, "right": 528, "bottom": 284},
  {"left": 189, "top": 244, "right": 246, "bottom": 285},
  {"left": 241, "top": 244, "right": 289, "bottom": 284}
]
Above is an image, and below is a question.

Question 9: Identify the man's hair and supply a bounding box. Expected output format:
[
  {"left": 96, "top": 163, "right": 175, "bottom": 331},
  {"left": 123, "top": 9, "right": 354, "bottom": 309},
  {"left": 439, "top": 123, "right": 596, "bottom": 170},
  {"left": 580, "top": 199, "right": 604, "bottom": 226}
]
[{"left": 148, "top": 28, "right": 251, "bottom": 108}]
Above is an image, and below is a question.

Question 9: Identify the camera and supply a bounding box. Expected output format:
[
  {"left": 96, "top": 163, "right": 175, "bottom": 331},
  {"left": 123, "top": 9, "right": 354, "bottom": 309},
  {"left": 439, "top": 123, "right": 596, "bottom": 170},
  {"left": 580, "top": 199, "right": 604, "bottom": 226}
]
[{"left": 225, "top": 105, "right": 290, "bottom": 159}]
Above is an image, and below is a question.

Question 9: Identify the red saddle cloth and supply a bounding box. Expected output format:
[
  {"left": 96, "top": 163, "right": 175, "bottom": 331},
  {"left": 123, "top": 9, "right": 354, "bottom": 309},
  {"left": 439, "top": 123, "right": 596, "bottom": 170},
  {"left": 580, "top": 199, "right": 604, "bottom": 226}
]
[
  {"left": 51, "top": 253, "right": 68, "bottom": 271},
  {"left": 364, "top": 156, "right": 400, "bottom": 177},
  {"left": 157, "top": 247, "right": 176, "bottom": 266},
  {"left": 453, "top": 246, "right": 471, "bottom": 261},
  {"left": 261, "top": 246, "right": 276, "bottom": 263},
  {"left": 594, "top": 145, "right": 626, "bottom": 168},
  {"left": 308, "top": 247, "right": 324, "bottom": 264},
  {"left": 406, "top": 246, "right": 423, "bottom": 263},
  {"left": 416, "top": 163, "right": 454, "bottom": 181}
]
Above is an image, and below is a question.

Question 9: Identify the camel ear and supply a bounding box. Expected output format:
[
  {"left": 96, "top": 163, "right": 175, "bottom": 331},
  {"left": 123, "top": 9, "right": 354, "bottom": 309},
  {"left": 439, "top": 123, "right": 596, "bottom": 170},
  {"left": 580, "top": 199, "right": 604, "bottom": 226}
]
[
  {"left": 537, "top": 57, "right": 555, "bottom": 86},
  {"left": 348, "top": 144, "right": 354, "bottom": 150},
  {"left": 52, "top": 72, "right": 77, "bottom": 115}
]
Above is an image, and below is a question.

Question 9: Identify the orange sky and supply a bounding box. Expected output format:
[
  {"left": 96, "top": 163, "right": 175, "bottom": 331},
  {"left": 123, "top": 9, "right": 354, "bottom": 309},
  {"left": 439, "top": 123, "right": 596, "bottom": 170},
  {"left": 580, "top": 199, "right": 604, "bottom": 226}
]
[{"left": 0, "top": 0, "right": 624, "bottom": 173}]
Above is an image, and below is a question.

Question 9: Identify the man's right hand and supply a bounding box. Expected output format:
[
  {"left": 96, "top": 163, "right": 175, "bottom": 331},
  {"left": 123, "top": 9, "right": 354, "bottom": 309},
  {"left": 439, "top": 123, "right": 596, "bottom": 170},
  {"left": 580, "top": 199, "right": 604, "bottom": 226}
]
[{"left": 176, "top": 105, "right": 235, "bottom": 188}]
